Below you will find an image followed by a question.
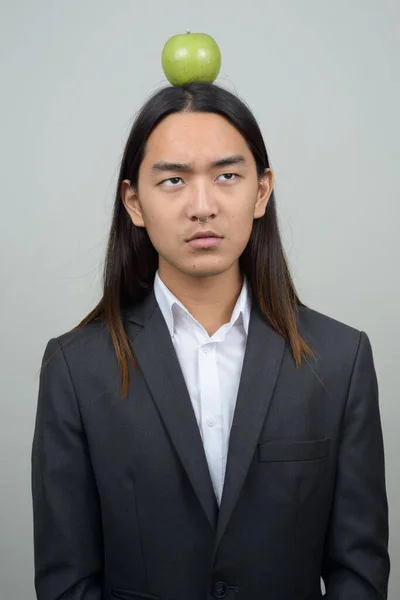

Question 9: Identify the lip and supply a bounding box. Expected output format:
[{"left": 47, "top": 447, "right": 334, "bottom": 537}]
[
  {"left": 187, "top": 230, "right": 221, "bottom": 241},
  {"left": 186, "top": 230, "right": 223, "bottom": 249},
  {"left": 188, "top": 237, "right": 223, "bottom": 249}
]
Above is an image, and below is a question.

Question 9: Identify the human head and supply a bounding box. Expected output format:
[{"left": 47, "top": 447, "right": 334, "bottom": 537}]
[
  {"left": 109, "top": 81, "right": 280, "bottom": 298},
  {"left": 73, "top": 82, "right": 313, "bottom": 398},
  {"left": 120, "top": 88, "right": 274, "bottom": 283}
]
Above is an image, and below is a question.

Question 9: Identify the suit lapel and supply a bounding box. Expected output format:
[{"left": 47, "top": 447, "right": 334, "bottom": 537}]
[
  {"left": 124, "top": 291, "right": 286, "bottom": 547},
  {"left": 125, "top": 292, "right": 219, "bottom": 532},
  {"left": 213, "top": 305, "right": 286, "bottom": 554}
]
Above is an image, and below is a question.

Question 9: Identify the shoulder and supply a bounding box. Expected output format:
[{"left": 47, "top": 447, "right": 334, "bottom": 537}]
[
  {"left": 57, "top": 318, "right": 111, "bottom": 353},
  {"left": 296, "top": 304, "right": 365, "bottom": 366},
  {"left": 41, "top": 291, "right": 153, "bottom": 365},
  {"left": 40, "top": 317, "right": 115, "bottom": 374},
  {"left": 40, "top": 297, "right": 148, "bottom": 371},
  {"left": 297, "top": 304, "right": 361, "bottom": 340}
]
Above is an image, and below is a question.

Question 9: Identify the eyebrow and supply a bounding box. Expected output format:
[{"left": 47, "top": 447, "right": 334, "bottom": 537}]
[{"left": 150, "top": 154, "right": 247, "bottom": 174}]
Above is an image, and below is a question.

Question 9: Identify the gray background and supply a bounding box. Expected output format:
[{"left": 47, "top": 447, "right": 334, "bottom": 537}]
[{"left": 0, "top": 0, "right": 398, "bottom": 598}]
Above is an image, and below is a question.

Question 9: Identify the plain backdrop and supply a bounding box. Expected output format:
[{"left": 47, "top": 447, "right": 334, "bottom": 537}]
[{"left": 0, "top": 1, "right": 398, "bottom": 598}]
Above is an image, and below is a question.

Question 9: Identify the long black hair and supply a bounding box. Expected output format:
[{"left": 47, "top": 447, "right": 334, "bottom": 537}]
[{"left": 48, "top": 82, "right": 314, "bottom": 397}]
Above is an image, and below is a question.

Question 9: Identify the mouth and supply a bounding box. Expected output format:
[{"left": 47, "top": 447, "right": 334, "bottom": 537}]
[{"left": 186, "top": 230, "right": 223, "bottom": 249}]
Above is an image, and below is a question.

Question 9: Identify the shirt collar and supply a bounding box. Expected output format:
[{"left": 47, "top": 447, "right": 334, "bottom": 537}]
[{"left": 154, "top": 270, "right": 251, "bottom": 338}]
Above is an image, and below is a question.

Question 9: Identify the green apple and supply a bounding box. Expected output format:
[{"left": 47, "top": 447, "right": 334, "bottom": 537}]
[{"left": 162, "top": 31, "right": 221, "bottom": 86}]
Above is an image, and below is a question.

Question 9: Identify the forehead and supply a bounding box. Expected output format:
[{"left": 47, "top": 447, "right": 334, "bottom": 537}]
[{"left": 143, "top": 112, "right": 251, "bottom": 163}]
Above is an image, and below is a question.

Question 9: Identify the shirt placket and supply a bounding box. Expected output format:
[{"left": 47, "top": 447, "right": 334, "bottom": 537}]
[{"left": 198, "top": 340, "right": 223, "bottom": 504}]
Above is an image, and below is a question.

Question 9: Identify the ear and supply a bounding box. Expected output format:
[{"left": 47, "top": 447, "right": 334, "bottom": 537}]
[
  {"left": 121, "top": 179, "right": 145, "bottom": 227},
  {"left": 254, "top": 168, "right": 274, "bottom": 219}
]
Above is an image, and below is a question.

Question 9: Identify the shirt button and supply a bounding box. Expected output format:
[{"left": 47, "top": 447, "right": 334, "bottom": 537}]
[
  {"left": 202, "top": 346, "right": 209, "bottom": 354},
  {"left": 206, "top": 417, "right": 215, "bottom": 427}
]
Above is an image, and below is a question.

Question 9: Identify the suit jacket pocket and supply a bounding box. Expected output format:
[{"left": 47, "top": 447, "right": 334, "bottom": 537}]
[
  {"left": 111, "top": 588, "right": 160, "bottom": 600},
  {"left": 258, "top": 438, "right": 330, "bottom": 462}
]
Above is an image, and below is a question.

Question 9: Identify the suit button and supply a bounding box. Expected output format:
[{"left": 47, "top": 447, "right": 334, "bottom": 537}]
[{"left": 213, "top": 581, "right": 228, "bottom": 598}]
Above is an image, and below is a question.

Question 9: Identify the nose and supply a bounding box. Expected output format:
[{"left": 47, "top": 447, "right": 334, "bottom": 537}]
[{"left": 186, "top": 180, "right": 218, "bottom": 223}]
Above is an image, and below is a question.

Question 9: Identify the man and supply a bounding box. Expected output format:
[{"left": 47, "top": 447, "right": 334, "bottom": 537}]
[{"left": 32, "top": 82, "right": 390, "bottom": 599}]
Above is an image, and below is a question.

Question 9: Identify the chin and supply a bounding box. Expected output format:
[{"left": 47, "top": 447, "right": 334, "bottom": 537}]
[
  {"left": 186, "top": 269, "right": 225, "bottom": 278},
  {"left": 159, "top": 252, "right": 240, "bottom": 280},
  {"left": 182, "top": 259, "right": 234, "bottom": 278}
]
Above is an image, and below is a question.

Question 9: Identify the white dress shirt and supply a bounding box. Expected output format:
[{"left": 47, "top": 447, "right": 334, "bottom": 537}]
[{"left": 154, "top": 271, "right": 251, "bottom": 505}]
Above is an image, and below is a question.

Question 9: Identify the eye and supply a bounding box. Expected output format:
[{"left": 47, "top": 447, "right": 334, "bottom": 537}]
[
  {"left": 217, "top": 173, "right": 239, "bottom": 182},
  {"left": 160, "top": 177, "right": 183, "bottom": 187},
  {"left": 159, "top": 173, "right": 239, "bottom": 187}
]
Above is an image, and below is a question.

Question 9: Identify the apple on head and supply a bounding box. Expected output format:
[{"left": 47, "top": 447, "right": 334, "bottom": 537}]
[{"left": 161, "top": 31, "right": 221, "bottom": 86}]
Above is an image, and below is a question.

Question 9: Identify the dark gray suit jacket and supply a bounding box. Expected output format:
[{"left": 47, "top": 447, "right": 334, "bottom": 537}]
[{"left": 31, "top": 291, "right": 390, "bottom": 600}]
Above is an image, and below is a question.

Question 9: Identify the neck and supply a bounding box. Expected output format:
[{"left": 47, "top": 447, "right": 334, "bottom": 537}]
[{"left": 157, "top": 262, "right": 244, "bottom": 336}]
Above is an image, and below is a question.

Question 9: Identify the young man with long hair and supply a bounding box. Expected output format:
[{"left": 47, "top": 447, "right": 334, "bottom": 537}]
[{"left": 32, "top": 82, "right": 390, "bottom": 600}]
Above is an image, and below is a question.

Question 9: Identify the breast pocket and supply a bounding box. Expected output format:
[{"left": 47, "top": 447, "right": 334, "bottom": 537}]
[
  {"left": 111, "top": 589, "right": 160, "bottom": 600},
  {"left": 257, "top": 438, "right": 331, "bottom": 505},
  {"left": 258, "top": 438, "right": 330, "bottom": 462}
]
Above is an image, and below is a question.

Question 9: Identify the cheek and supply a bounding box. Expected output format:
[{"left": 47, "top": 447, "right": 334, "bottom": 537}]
[
  {"left": 140, "top": 210, "right": 178, "bottom": 254},
  {"left": 228, "top": 200, "right": 256, "bottom": 231},
  {"left": 140, "top": 199, "right": 165, "bottom": 230},
  {"left": 142, "top": 217, "right": 163, "bottom": 245},
  {"left": 224, "top": 199, "right": 257, "bottom": 247}
]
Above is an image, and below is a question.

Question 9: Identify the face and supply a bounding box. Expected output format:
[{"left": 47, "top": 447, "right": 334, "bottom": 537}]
[{"left": 121, "top": 111, "right": 274, "bottom": 280}]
